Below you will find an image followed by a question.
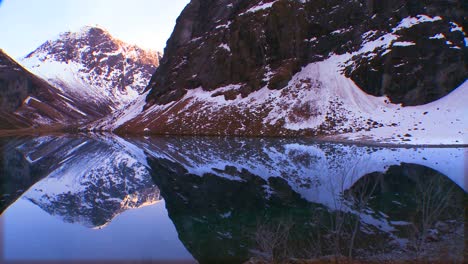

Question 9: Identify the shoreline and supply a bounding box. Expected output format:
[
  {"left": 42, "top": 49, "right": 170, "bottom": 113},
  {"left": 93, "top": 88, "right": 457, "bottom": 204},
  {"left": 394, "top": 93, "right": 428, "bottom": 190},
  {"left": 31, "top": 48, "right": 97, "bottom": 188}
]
[
  {"left": 311, "top": 135, "right": 468, "bottom": 148},
  {"left": 0, "top": 129, "right": 466, "bottom": 148}
]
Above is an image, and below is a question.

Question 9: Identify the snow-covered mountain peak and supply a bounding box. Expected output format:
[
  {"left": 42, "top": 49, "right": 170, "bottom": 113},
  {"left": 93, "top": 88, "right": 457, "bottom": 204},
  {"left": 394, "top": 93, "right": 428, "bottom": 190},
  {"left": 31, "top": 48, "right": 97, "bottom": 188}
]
[
  {"left": 25, "top": 25, "right": 161, "bottom": 66},
  {"left": 76, "top": 25, "right": 111, "bottom": 37},
  {"left": 20, "top": 26, "right": 161, "bottom": 117}
]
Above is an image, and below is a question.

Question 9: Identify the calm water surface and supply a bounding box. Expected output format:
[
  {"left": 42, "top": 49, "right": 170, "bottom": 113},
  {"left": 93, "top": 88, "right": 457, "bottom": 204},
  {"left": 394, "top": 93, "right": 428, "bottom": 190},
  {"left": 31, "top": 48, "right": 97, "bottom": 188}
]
[{"left": 0, "top": 135, "right": 466, "bottom": 263}]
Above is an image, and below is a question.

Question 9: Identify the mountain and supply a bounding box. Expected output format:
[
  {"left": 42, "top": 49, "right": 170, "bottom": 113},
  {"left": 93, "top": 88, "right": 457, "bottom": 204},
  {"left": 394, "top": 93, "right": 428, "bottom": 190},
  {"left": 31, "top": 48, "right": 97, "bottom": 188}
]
[
  {"left": 0, "top": 49, "right": 97, "bottom": 130},
  {"left": 0, "top": 26, "right": 161, "bottom": 132},
  {"left": 21, "top": 26, "right": 161, "bottom": 118},
  {"left": 101, "top": 0, "right": 467, "bottom": 144}
]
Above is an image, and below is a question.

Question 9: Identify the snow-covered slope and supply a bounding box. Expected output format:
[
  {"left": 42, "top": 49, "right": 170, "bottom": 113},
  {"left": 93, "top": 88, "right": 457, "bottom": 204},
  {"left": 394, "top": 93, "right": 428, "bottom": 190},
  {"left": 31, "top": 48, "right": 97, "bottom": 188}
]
[
  {"left": 21, "top": 26, "right": 160, "bottom": 117},
  {"left": 86, "top": 91, "right": 150, "bottom": 131},
  {"left": 0, "top": 49, "right": 100, "bottom": 128},
  {"left": 103, "top": 55, "right": 466, "bottom": 145}
]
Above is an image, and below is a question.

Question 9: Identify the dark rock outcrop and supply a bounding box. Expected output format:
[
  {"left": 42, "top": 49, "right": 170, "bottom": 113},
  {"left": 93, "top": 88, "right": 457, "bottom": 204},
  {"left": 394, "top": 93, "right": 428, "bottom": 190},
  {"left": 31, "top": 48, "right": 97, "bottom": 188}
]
[{"left": 345, "top": 1, "right": 467, "bottom": 105}]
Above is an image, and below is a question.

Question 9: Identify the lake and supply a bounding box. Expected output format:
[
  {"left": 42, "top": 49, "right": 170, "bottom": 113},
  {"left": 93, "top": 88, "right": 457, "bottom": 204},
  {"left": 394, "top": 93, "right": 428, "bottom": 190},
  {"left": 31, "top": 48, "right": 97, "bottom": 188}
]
[{"left": 0, "top": 135, "right": 466, "bottom": 263}]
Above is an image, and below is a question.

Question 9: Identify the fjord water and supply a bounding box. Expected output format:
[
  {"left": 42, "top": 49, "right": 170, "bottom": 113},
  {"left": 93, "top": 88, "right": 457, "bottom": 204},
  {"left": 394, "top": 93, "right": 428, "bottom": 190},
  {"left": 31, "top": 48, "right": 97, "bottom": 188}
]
[{"left": 0, "top": 135, "right": 465, "bottom": 263}]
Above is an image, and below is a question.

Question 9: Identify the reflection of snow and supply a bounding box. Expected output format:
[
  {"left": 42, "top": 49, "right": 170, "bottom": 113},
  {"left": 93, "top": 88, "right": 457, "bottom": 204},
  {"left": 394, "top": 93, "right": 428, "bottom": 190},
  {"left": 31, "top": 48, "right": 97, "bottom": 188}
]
[{"left": 134, "top": 137, "right": 466, "bottom": 204}]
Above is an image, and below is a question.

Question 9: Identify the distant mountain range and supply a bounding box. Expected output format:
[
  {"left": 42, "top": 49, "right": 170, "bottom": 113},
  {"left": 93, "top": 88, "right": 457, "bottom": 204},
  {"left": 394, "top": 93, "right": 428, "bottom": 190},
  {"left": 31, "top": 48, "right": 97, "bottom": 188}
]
[
  {"left": 22, "top": 26, "right": 161, "bottom": 114},
  {"left": 0, "top": 1, "right": 467, "bottom": 145}
]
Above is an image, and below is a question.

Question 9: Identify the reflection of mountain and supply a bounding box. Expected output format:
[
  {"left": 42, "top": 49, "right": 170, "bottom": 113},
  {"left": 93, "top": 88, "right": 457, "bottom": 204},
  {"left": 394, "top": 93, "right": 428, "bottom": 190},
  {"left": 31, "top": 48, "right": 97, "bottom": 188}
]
[
  {"left": 346, "top": 164, "right": 465, "bottom": 260},
  {"left": 1, "top": 135, "right": 160, "bottom": 228},
  {"left": 134, "top": 137, "right": 465, "bottom": 263}
]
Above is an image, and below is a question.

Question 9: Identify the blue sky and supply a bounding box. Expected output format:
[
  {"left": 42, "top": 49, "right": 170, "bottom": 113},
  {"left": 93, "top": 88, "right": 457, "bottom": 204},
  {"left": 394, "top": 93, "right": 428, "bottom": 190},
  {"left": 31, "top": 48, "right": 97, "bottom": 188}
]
[{"left": 0, "top": 0, "right": 189, "bottom": 58}]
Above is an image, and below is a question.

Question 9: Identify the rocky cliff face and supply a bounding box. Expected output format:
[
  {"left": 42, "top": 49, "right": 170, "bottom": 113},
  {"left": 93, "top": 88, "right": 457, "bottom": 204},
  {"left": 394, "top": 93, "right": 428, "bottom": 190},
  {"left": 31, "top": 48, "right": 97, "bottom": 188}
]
[
  {"left": 0, "top": 50, "right": 96, "bottom": 129},
  {"left": 21, "top": 26, "right": 161, "bottom": 116},
  {"left": 146, "top": 0, "right": 466, "bottom": 106},
  {"left": 110, "top": 0, "right": 467, "bottom": 139}
]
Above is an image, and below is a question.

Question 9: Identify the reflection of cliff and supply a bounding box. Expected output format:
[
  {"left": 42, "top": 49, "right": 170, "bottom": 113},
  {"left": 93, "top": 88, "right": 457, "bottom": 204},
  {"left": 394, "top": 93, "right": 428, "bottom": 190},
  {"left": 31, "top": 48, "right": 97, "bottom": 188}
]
[
  {"left": 149, "top": 157, "right": 330, "bottom": 263},
  {"left": 2, "top": 135, "right": 161, "bottom": 228},
  {"left": 348, "top": 163, "right": 465, "bottom": 222},
  {"left": 140, "top": 138, "right": 465, "bottom": 263},
  {"left": 346, "top": 164, "right": 465, "bottom": 260}
]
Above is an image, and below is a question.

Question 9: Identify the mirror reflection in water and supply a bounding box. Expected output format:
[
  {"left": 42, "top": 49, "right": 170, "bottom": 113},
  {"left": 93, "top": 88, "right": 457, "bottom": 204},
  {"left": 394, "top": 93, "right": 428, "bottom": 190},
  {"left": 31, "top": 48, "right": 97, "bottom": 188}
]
[{"left": 0, "top": 135, "right": 465, "bottom": 263}]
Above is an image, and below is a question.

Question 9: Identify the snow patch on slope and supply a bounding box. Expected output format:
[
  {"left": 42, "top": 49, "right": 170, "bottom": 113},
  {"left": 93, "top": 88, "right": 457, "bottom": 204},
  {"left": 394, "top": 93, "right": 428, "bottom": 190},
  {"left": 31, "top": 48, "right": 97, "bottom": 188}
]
[
  {"left": 86, "top": 91, "right": 150, "bottom": 131},
  {"left": 392, "top": 15, "right": 442, "bottom": 32},
  {"left": 21, "top": 56, "right": 136, "bottom": 110},
  {"left": 240, "top": 1, "right": 277, "bottom": 15},
  {"left": 337, "top": 80, "right": 468, "bottom": 145}
]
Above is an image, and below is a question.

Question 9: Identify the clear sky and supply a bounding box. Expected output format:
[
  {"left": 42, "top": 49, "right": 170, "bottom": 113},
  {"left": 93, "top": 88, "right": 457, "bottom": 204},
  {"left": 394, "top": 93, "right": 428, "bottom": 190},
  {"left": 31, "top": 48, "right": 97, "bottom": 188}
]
[{"left": 0, "top": 0, "right": 190, "bottom": 58}]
